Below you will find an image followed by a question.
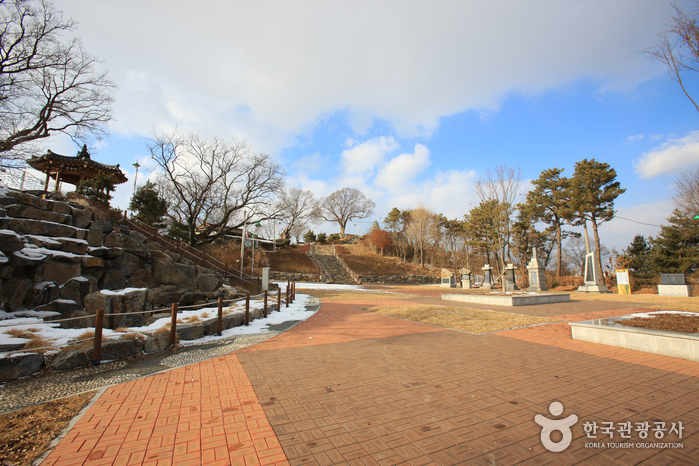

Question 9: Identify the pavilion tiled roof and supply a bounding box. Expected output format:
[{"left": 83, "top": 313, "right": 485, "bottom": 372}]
[{"left": 27, "top": 145, "right": 128, "bottom": 186}]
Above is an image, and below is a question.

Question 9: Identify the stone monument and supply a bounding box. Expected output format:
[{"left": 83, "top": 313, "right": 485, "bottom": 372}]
[
  {"left": 658, "top": 273, "right": 692, "bottom": 297},
  {"left": 527, "top": 248, "right": 548, "bottom": 292},
  {"left": 505, "top": 263, "right": 518, "bottom": 291},
  {"left": 481, "top": 264, "right": 493, "bottom": 290},
  {"left": 441, "top": 268, "right": 456, "bottom": 288},
  {"left": 576, "top": 252, "right": 609, "bottom": 293},
  {"left": 460, "top": 268, "right": 472, "bottom": 289},
  {"left": 262, "top": 267, "right": 270, "bottom": 291}
]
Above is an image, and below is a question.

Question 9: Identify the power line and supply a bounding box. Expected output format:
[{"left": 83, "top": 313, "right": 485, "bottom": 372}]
[{"left": 614, "top": 215, "right": 661, "bottom": 227}]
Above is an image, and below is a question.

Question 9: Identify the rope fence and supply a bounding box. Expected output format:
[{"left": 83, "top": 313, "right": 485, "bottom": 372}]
[{"left": 1, "top": 282, "right": 297, "bottom": 365}]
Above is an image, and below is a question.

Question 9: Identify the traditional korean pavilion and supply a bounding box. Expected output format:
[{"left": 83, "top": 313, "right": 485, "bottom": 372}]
[{"left": 27, "top": 145, "right": 128, "bottom": 192}]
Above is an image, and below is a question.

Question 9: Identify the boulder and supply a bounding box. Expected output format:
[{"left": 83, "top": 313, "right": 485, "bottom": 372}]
[
  {"left": 0, "top": 230, "right": 23, "bottom": 252},
  {"left": 144, "top": 332, "right": 171, "bottom": 353},
  {"left": 24, "top": 281, "right": 60, "bottom": 308},
  {"left": 0, "top": 353, "right": 44, "bottom": 381},
  {"left": 6, "top": 205, "right": 70, "bottom": 224},
  {"left": 2, "top": 278, "right": 33, "bottom": 311},
  {"left": 60, "top": 277, "right": 92, "bottom": 304},
  {"left": 49, "top": 348, "right": 90, "bottom": 371},
  {"left": 95, "top": 339, "right": 137, "bottom": 361},
  {"left": 126, "top": 268, "right": 155, "bottom": 289},
  {"left": 152, "top": 260, "right": 197, "bottom": 288},
  {"left": 103, "top": 232, "right": 124, "bottom": 248},
  {"left": 3, "top": 218, "right": 80, "bottom": 238},
  {"left": 147, "top": 286, "right": 185, "bottom": 307},
  {"left": 128, "top": 230, "right": 149, "bottom": 245},
  {"left": 10, "top": 247, "right": 50, "bottom": 267},
  {"left": 6, "top": 191, "right": 49, "bottom": 210},
  {"left": 86, "top": 230, "right": 104, "bottom": 247},
  {"left": 176, "top": 323, "right": 205, "bottom": 340},
  {"left": 33, "top": 261, "right": 81, "bottom": 286},
  {"left": 89, "top": 220, "right": 113, "bottom": 233},
  {"left": 197, "top": 273, "right": 222, "bottom": 292},
  {"left": 55, "top": 237, "right": 89, "bottom": 255},
  {"left": 115, "top": 252, "right": 141, "bottom": 277}
]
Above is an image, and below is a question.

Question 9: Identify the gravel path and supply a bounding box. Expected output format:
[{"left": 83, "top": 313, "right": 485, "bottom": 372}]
[{"left": 0, "top": 315, "right": 311, "bottom": 414}]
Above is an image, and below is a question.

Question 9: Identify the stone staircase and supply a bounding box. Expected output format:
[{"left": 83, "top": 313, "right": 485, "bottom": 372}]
[{"left": 311, "top": 245, "right": 356, "bottom": 285}]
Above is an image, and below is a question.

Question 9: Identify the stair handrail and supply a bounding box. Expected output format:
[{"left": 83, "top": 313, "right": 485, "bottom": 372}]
[
  {"left": 120, "top": 215, "right": 260, "bottom": 288},
  {"left": 333, "top": 246, "right": 361, "bottom": 284},
  {"left": 308, "top": 244, "right": 332, "bottom": 283}
]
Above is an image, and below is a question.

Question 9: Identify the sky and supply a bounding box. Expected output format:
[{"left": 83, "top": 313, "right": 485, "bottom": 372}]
[{"left": 33, "top": 0, "right": 699, "bottom": 252}]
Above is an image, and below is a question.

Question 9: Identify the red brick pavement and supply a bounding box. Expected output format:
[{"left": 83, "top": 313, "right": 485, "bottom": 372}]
[{"left": 43, "top": 296, "right": 699, "bottom": 465}]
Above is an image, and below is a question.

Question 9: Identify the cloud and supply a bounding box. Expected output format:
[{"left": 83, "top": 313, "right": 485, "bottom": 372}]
[
  {"left": 626, "top": 133, "right": 644, "bottom": 142},
  {"left": 374, "top": 143, "right": 431, "bottom": 193},
  {"left": 634, "top": 131, "right": 699, "bottom": 178},
  {"left": 341, "top": 136, "right": 399, "bottom": 175},
  {"left": 58, "top": 0, "right": 673, "bottom": 151}
]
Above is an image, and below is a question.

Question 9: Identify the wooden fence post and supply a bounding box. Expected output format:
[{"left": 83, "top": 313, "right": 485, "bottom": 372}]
[
  {"left": 245, "top": 293, "right": 250, "bottom": 326},
  {"left": 286, "top": 283, "right": 290, "bottom": 308},
  {"left": 277, "top": 286, "right": 281, "bottom": 312},
  {"left": 263, "top": 290, "right": 268, "bottom": 318},
  {"left": 91, "top": 308, "right": 105, "bottom": 366},
  {"left": 217, "top": 297, "right": 223, "bottom": 336},
  {"left": 170, "top": 303, "right": 178, "bottom": 346}
]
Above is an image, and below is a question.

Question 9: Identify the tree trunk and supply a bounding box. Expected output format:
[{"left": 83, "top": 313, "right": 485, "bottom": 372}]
[
  {"left": 590, "top": 216, "right": 606, "bottom": 285},
  {"left": 556, "top": 224, "right": 562, "bottom": 278}
]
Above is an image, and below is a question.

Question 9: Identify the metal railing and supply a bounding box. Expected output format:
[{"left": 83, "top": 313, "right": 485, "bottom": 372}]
[
  {"left": 308, "top": 244, "right": 332, "bottom": 283},
  {"left": 333, "top": 246, "right": 361, "bottom": 284},
  {"left": 120, "top": 215, "right": 261, "bottom": 292}
]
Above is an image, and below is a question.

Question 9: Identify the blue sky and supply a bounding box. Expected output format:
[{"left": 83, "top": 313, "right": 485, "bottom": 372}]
[{"left": 41, "top": 1, "right": 699, "bottom": 251}]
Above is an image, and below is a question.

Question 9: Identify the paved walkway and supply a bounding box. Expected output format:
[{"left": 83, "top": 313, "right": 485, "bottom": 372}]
[{"left": 42, "top": 294, "right": 699, "bottom": 465}]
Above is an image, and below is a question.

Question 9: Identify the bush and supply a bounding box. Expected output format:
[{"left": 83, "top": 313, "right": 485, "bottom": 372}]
[
  {"left": 316, "top": 232, "right": 327, "bottom": 242},
  {"left": 303, "top": 230, "right": 316, "bottom": 243},
  {"left": 327, "top": 233, "right": 341, "bottom": 243}
]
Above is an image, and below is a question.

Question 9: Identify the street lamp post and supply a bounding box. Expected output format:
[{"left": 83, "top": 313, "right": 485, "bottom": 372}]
[{"left": 132, "top": 162, "right": 140, "bottom": 195}]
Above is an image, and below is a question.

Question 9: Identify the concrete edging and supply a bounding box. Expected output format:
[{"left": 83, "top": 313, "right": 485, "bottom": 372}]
[
  {"left": 441, "top": 293, "right": 571, "bottom": 306},
  {"left": 569, "top": 317, "right": 699, "bottom": 362}
]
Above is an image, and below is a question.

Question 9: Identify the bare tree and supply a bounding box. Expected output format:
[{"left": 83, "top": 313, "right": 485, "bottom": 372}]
[
  {"left": 405, "top": 205, "right": 439, "bottom": 268},
  {"left": 674, "top": 166, "right": 699, "bottom": 216},
  {"left": 646, "top": 1, "right": 699, "bottom": 113},
  {"left": 148, "top": 131, "right": 284, "bottom": 246},
  {"left": 0, "top": 0, "right": 114, "bottom": 166},
  {"left": 314, "top": 187, "right": 375, "bottom": 236},
  {"left": 277, "top": 187, "right": 316, "bottom": 241},
  {"left": 474, "top": 165, "right": 523, "bottom": 272}
]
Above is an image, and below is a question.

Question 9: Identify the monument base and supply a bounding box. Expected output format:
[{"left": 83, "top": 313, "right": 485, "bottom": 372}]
[
  {"left": 658, "top": 284, "right": 692, "bottom": 297},
  {"left": 577, "top": 284, "right": 610, "bottom": 293}
]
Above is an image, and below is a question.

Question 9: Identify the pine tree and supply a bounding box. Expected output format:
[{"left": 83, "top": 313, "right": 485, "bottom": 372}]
[
  {"left": 569, "top": 159, "right": 626, "bottom": 284},
  {"left": 649, "top": 209, "right": 699, "bottom": 274},
  {"left": 303, "top": 230, "right": 316, "bottom": 243},
  {"left": 624, "top": 234, "right": 653, "bottom": 286},
  {"left": 520, "top": 167, "right": 571, "bottom": 277},
  {"left": 129, "top": 182, "right": 167, "bottom": 228}
]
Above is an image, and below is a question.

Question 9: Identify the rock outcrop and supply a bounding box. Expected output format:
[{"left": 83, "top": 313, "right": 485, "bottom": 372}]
[{"left": 0, "top": 188, "right": 230, "bottom": 328}]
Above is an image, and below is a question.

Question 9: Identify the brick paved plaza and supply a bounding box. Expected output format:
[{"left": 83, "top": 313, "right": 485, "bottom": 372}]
[{"left": 43, "top": 290, "right": 699, "bottom": 465}]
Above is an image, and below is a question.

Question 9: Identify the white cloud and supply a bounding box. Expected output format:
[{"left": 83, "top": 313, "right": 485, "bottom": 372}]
[
  {"left": 341, "top": 136, "right": 399, "bottom": 175},
  {"left": 626, "top": 133, "right": 644, "bottom": 142},
  {"left": 57, "top": 0, "right": 673, "bottom": 152},
  {"left": 634, "top": 131, "right": 699, "bottom": 178},
  {"left": 375, "top": 143, "right": 431, "bottom": 193}
]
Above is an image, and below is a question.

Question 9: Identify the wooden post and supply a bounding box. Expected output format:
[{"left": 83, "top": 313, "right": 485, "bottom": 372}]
[
  {"left": 91, "top": 308, "right": 105, "bottom": 366},
  {"left": 170, "top": 303, "right": 178, "bottom": 346},
  {"left": 245, "top": 293, "right": 250, "bottom": 326},
  {"left": 286, "top": 283, "right": 290, "bottom": 308},
  {"left": 277, "top": 286, "right": 281, "bottom": 312},
  {"left": 217, "top": 297, "right": 223, "bottom": 336},
  {"left": 292, "top": 281, "right": 296, "bottom": 302},
  {"left": 263, "top": 290, "right": 268, "bottom": 317}
]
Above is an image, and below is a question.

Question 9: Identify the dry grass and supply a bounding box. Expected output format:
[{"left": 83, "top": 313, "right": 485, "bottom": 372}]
[
  {"left": 620, "top": 314, "right": 699, "bottom": 333},
  {"left": 182, "top": 315, "right": 201, "bottom": 324},
  {"left": 266, "top": 249, "right": 318, "bottom": 273},
  {"left": 337, "top": 245, "right": 439, "bottom": 276},
  {"left": 298, "top": 289, "right": 417, "bottom": 301},
  {"left": 365, "top": 304, "right": 556, "bottom": 334},
  {"left": 5, "top": 329, "right": 55, "bottom": 353},
  {"left": 571, "top": 292, "right": 699, "bottom": 313},
  {"left": 0, "top": 391, "right": 95, "bottom": 466}
]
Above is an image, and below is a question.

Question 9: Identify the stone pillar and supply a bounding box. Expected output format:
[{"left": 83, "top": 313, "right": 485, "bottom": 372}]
[
  {"left": 481, "top": 264, "right": 493, "bottom": 290},
  {"left": 461, "top": 273, "right": 472, "bottom": 289},
  {"left": 505, "top": 263, "right": 518, "bottom": 291},
  {"left": 577, "top": 252, "right": 609, "bottom": 293},
  {"left": 261, "top": 267, "right": 270, "bottom": 291},
  {"left": 527, "top": 248, "right": 548, "bottom": 292}
]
